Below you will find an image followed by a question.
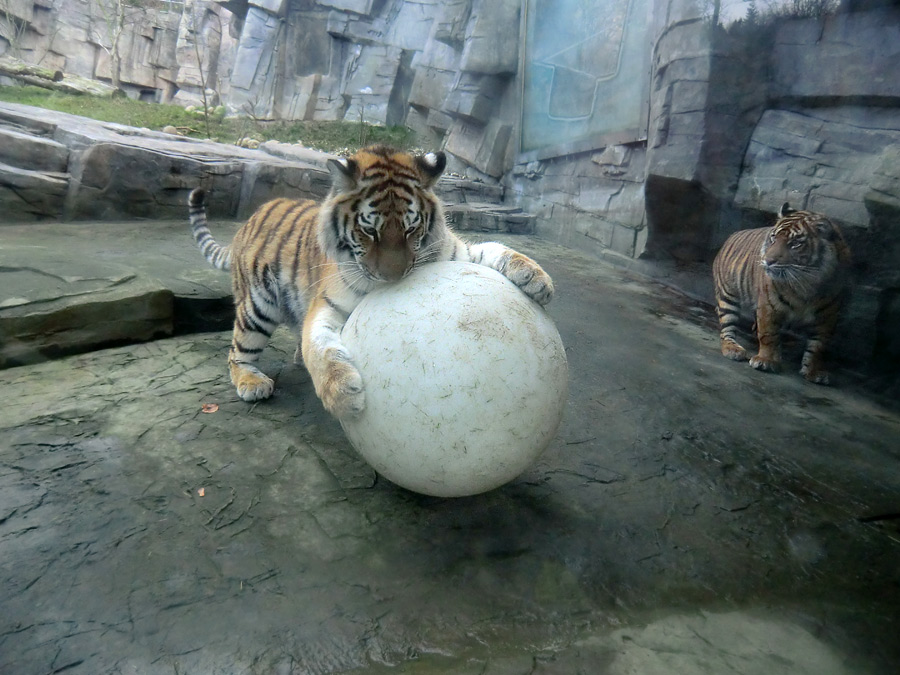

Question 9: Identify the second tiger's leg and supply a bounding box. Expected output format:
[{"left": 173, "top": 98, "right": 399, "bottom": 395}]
[
  {"left": 749, "top": 303, "right": 782, "bottom": 374},
  {"left": 715, "top": 289, "right": 749, "bottom": 361},
  {"left": 800, "top": 309, "right": 840, "bottom": 385}
]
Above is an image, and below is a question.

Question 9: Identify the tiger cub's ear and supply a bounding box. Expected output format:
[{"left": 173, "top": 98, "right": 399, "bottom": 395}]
[
  {"left": 327, "top": 157, "right": 360, "bottom": 192},
  {"left": 778, "top": 202, "right": 797, "bottom": 219},
  {"left": 416, "top": 151, "right": 447, "bottom": 188}
]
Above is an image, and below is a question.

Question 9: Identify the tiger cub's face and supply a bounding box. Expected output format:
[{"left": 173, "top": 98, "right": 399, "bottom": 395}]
[
  {"left": 760, "top": 204, "right": 842, "bottom": 282},
  {"left": 323, "top": 146, "right": 446, "bottom": 283}
]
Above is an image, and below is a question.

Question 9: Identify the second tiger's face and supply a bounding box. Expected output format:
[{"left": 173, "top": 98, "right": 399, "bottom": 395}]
[{"left": 759, "top": 209, "right": 840, "bottom": 282}]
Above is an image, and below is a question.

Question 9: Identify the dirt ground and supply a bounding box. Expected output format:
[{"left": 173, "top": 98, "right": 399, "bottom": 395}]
[{"left": 1, "top": 234, "right": 898, "bottom": 674}]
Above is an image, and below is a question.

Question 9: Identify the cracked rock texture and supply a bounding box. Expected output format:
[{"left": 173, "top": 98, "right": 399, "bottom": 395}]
[{"left": 1, "top": 235, "right": 898, "bottom": 674}]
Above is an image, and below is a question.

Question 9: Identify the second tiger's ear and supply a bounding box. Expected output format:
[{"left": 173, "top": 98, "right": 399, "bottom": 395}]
[
  {"left": 815, "top": 218, "right": 838, "bottom": 241},
  {"left": 416, "top": 151, "right": 446, "bottom": 188},
  {"left": 328, "top": 157, "right": 359, "bottom": 192}
]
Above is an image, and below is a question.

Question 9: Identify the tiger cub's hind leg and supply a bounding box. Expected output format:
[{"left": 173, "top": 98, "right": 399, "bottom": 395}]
[{"left": 228, "top": 298, "right": 278, "bottom": 401}]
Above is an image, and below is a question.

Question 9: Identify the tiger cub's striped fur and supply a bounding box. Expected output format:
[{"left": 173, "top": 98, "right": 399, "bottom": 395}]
[
  {"left": 189, "top": 145, "right": 554, "bottom": 417},
  {"left": 713, "top": 203, "right": 851, "bottom": 385}
]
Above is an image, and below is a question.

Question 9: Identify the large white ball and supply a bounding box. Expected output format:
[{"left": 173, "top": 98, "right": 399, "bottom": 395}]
[{"left": 340, "top": 261, "right": 568, "bottom": 497}]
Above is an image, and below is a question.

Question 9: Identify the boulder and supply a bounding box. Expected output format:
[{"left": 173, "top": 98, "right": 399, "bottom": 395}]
[
  {"left": 249, "top": 0, "right": 288, "bottom": 16},
  {"left": 229, "top": 6, "right": 283, "bottom": 117},
  {"left": 458, "top": 0, "right": 520, "bottom": 75},
  {"left": 67, "top": 142, "right": 244, "bottom": 220},
  {"left": 408, "top": 66, "right": 457, "bottom": 112},
  {"left": 735, "top": 107, "right": 900, "bottom": 229},
  {"left": 0, "top": 277, "right": 173, "bottom": 369},
  {"left": 384, "top": 1, "right": 437, "bottom": 51},
  {"left": 341, "top": 44, "right": 404, "bottom": 125},
  {"left": 0, "top": 102, "right": 339, "bottom": 223},
  {"left": 445, "top": 117, "right": 512, "bottom": 178},
  {"left": 0, "top": 127, "right": 69, "bottom": 173},
  {"left": 772, "top": 9, "right": 900, "bottom": 101},
  {"left": 318, "top": 0, "right": 376, "bottom": 14},
  {"left": 433, "top": 0, "right": 472, "bottom": 47},
  {"left": 326, "top": 9, "right": 388, "bottom": 45},
  {"left": 0, "top": 162, "right": 69, "bottom": 221},
  {"left": 442, "top": 73, "right": 507, "bottom": 125},
  {"left": 864, "top": 145, "right": 900, "bottom": 274}
]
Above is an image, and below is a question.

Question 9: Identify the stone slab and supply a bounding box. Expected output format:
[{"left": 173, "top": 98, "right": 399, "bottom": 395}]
[
  {"left": 318, "top": 0, "right": 376, "bottom": 15},
  {"left": 442, "top": 72, "right": 506, "bottom": 125},
  {"left": 0, "top": 161, "right": 68, "bottom": 221},
  {"left": 773, "top": 9, "right": 900, "bottom": 101},
  {"left": 0, "top": 275, "right": 173, "bottom": 368},
  {"left": 0, "top": 101, "right": 334, "bottom": 222},
  {"left": 735, "top": 107, "right": 900, "bottom": 229},
  {"left": 0, "top": 218, "right": 239, "bottom": 367},
  {"left": 444, "top": 202, "right": 535, "bottom": 233},
  {"left": 458, "top": 0, "right": 519, "bottom": 75},
  {"left": 445, "top": 117, "right": 512, "bottom": 177},
  {"left": 0, "top": 142, "right": 523, "bottom": 369},
  {"left": 0, "top": 126, "right": 69, "bottom": 173},
  {"left": 248, "top": 0, "right": 288, "bottom": 16}
]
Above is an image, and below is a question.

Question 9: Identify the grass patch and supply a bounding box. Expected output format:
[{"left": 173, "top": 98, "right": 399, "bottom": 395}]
[{"left": 0, "top": 85, "right": 419, "bottom": 154}]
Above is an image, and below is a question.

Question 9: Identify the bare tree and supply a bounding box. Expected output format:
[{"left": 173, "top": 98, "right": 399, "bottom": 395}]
[
  {"left": 187, "top": 3, "right": 223, "bottom": 138},
  {"left": 0, "top": 0, "right": 31, "bottom": 59},
  {"left": 89, "top": 0, "right": 147, "bottom": 91}
]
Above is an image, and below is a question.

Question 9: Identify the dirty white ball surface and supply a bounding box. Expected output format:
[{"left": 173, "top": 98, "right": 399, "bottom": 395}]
[{"left": 340, "top": 262, "right": 568, "bottom": 497}]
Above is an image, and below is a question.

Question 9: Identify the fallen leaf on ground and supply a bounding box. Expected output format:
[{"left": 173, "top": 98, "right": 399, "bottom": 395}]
[
  {"left": 198, "top": 487, "right": 205, "bottom": 497},
  {"left": 201, "top": 403, "right": 219, "bottom": 413}
]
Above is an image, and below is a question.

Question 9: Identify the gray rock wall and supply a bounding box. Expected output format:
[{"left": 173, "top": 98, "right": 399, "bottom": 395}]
[
  {"left": 3, "top": 0, "right": 899, "bottom": 371},
  {"left": 209, "top": 0, "right": 523, "bottom": 177},
  {"left": 1, "top": 0, "right": 191, "bottom": 99}
]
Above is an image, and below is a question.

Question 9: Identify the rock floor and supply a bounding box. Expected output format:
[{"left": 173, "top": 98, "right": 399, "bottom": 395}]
[{"left": 1, "top": 228, "right": 898, "bottom": 674}]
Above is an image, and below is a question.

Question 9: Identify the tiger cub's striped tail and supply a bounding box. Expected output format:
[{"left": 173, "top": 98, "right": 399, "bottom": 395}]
[{"left": 188, "top": 188, "right": 231, "bottom": 271}]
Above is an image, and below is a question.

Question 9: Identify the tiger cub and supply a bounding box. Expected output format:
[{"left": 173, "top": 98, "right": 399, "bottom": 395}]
[
  {"left": 188, "top": 145, "right": 554, "bottom": 417},
  {"left": 713, "top": 203, "right": 851, "bottom": 384}
]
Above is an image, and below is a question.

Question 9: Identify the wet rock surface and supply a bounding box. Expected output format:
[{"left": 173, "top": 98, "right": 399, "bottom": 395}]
[{"left": 1, "top": 236, "right": 898, "bottom": 674}]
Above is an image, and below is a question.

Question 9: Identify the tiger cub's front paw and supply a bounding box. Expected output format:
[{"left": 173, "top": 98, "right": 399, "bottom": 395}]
[
  {"left": 318, "top": 357, "right": 366, "bottom": 418},
  {"left": 231, "top": 364, "right": 275, "bottom": 401},
  {"left": 505, "top": 253, "right": 554, "bottom": 306}
]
